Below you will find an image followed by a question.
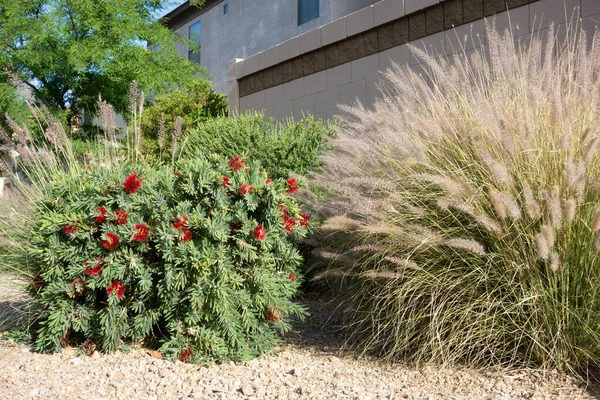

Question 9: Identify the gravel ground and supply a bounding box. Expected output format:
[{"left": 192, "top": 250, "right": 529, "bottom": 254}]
[{"left": 0, "top": 275, "right": 598, "bottom": 400}]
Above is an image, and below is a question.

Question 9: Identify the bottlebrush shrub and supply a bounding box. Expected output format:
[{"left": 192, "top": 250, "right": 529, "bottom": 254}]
[
  {"left": 311, "top": 25, "right": 600, "bottom": 374},
  {"left": 26, "top": 155, "right": 310, "bottom": 362}
]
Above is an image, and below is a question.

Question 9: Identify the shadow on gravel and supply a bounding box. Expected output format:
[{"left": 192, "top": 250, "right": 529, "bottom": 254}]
[{"left": 284, "top": 295, "right": 347, "bottom": 354}]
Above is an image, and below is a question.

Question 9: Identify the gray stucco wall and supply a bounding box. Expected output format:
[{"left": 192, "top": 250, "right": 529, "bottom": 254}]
[
  {"left": 171, "top": 0, "right": 379, "bottom": 94},
  {"left": 231, "top": 0, "right": 600, "bottom": 122}
]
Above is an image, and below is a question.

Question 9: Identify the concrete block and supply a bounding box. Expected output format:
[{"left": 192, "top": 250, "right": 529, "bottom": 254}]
[
  {"left": 506, "top": 0, "right": 528, "bottom": 8},
  {"left": 410, "top": 31, "right": 446, "bottom": 65},
  {"left": 228, "top": 96, "right": 239, "bottom": 115},
  {"left": 278, "top": 37, "right": 299, "bottom": 63},
  {"left": 316, "top": 87, "right": 340, "bottom": 113},
  {"left": 484, "top": 0, "right": 506, "bottom": 16},
  {"left": 241, "top": 53, "right": 260, "bottom": 77},
  {"left": 379, "top": 23, "right": 395, "bottom": 51},
  {"left": 239, "top": 96, "right": 249, "bottom": 114},
  {"left": 264, "top": 85, "right": 284, "bottom": 107},
  {"left": 264, "top": 106, "right": 275, "bottom": 120},
  {"left": 303, "top": 53, "right": 315, "bottom": 75},
  {"left": 582, "top": 0, "right": 600, "bottom": 18},
  {"left": 314, "top": 48, "right": 327, "bottom": 72},
  {"left": 293, "top": 58, "right": 303, "bottom": 79},
  {"left": 322, "top": 17, "right": 347, "bottom": 46},
  {"left": 283, "top": 78, "right": 304, "bottom": 102},
  {"left": 327, "top": 62, "right": 352, "bottom": 89},
  {"left": 394, "top": 18, "right": 410, "bottom": 45},
  {"left": 492, "top": 5, "right": 530, "bottom": 37},
  {"left": 339, "top": 80, "right": 366, "bottom": 107},
  {"left": 272, "top": 64, "right": 283, "bottom": 86},
  {"left": 379, "top": 44, "right": 411, "bottom": 72},
  {"left": 327, "top": 109, "right": 340, "bottom": 120},
  {"left": 581, "top": 15, "right": 600, "bottom": 39},
  {"left": 409, "top": 11, "right": 426, "bottom": 41},
  {"left": 274, "top": 100, "right": 294, "bottom": 120},
  {"left": 445, "top": 19, "right": 485, "bottom": 55},
  {"left": 228, "top": 80, "right": 239, "bottom": 99},
  {"left": 304, "top": 70, "right": 327, "bottom": 95},
  {"left": 263, "top": 68, "right": 273, "bottom": 88},
  {"left": 254, "top": 71, "right": 265, "bottom": 92},
  {"left": 426, "top": 5, "right": 444, "bottom": 35},
  {"left": 228, "top": 58, "right": 243, "bottom": 81},
  {"left": 338, "top": 39, "right": 354, "bottom": 64},
  {"left": 281, "top": 60, "right": 294, "bottom": 83},
  {"left": 464, "top": 0, "right": 484, "bottom": 23},
  {"left": 374, "top": 0, "right": 405, "bottom": 26},
  {"left": 298, "top": 28, "right": 322, "bottom": 55},
  {"left": 260, "top": 46, "right": 279, "bottom": 69},
  {"left": 444, "top": 0, "right": 463, "bottom": 29},
  {"left": 406, "top": 0, "right": 438, "bottom": 15},
  {"left": 314, "top": 112, "right": 327, "bottom": 121},
  {"left": 347, "top": 5, "right": 375, "bottom": 37},
  {"left": 245, "top": 91, "right": 265, "bottom": 112},
  {"left": 530, "top": 0, "right": 580, "bottom": 31},
  {"left": 326, "top": 44, "right": 340, "bottom": 68},
  {"left": 235, "top": 59, "right": 244, "bottom": 80},
  {"left": 294, "top": 94, "right": 316, "bottom": 118},
  {"left": 352, "top": 54, "right": 380, "bottom": 82}
]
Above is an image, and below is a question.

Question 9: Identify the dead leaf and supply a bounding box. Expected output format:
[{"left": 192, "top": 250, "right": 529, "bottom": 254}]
[{"left": 146, "top": 350, "right": 163, "bottom": 359}]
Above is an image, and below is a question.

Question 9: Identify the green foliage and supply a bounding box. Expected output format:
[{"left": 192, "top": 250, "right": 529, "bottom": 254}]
[
  {"left": 312, "top": 26, "right": 600, "bottom": 375},
  {"left": 141, "top": 80, "right": 228, "bottom": 158},
  {"left": 184, "top": 112, "right": 336, "bottom": 179},
  {"left": 26, "top": 155, "right": 311, "bottom": 362},
  {"left": 0, "top": 0, "right": 205, "bottom": 117}
]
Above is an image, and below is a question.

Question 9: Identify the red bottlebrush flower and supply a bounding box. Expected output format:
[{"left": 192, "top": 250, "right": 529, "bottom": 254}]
[
  {"left": 107, "top": 280, "right": 126, "bottom": 299},
  {"left": 228, "top": 156, "right": 244, "bottom": 172},
  {"left": 244, "top": 167, "right": 249, "bottom": 173},
  {"left": 299, "top": 213, "right": 311, "bottom": 227},
  {"left": 82, "top": 341, "right": 95, "bottom": 357},
  {"left": 180, "top": 228, "right": 193, "bottom": 242},
  {"left": 286, "top": 178, "right": 299, "bottom": 193},
  {"left": 174, "top": 171, "right": 182, "bottom": 177},
  {"left": 114, "top": 210, "right": 128, "bottom": 225},
  {"left": 133, "top": 223, "right": 150, "bottom": 242},
  {"left": 62, "top": 225, "right": 77, "bottom": 234},
  {"left": 173, "top": 215, "right": 188, "bottom": 231},
  {"left": 288, "top": 273, "right": 297, "bottom": 282},
  {"left": 253, "top": 225, "right": 266, "bottom": 241},
  {"left": 179, "top": 349, "right": 193, "bottom": 363},
  {"left": 122, "top": 173, "right": 143, "bottom": 195},
  {"left": 268, "top": 309, "right": 283, "bottom": 322},
  {"left": 85, "top": 259, "right": 104, "bottom": 277},
  {"left": 278, "top": 204, "right": 287, "bottom": 215},
  {"left": 32, "top": 272, "right": 45, "bottom": 290},
  {"left": 283, "top": 215, "right": 296, "bottom": 235},
  {"left": 220, "top": 176, "right": 231, "bottom": 187},
  {"left": 240, "top": 183, "right": 254, "bottom": 196},
  {"left": 102, "top": 232, "right": 119, "bottom": 250},
  {"left": 266, "top": 178, "right": 272, "bottom": 184},
  {"left": 94, "top": 207, "right": 107, "bottom": 224},
  {"left": 72, "top": 279, "right": 87, "bottom": 296}
]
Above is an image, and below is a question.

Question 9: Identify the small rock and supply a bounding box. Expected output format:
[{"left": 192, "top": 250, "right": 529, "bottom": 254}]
[{"left": 70, "top": 358, "right": 83, "bottom": 366}]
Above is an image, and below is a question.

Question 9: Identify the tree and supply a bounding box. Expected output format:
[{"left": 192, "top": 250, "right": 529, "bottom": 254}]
[{"left": 0, "top": 0, "right": 207, "bottom": 120}]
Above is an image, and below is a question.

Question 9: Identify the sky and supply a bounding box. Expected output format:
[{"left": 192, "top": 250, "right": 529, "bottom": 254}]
[{"left": 156, "top": 1, "right": 185, "bottom": 19}]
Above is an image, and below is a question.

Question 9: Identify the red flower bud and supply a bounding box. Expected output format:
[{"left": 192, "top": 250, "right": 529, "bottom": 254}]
[
  {"left": 94, "top": 207, "right": 107, "bottom": 224},
  {"left": 102, "top": 232, "right": 119, "bottom": 250},
  {"left": 122, "top": 173, "right": 143, "bottom": 195},
  {"left": 114, "top": 210, "right": 128, "bottom": 225},
  {"left": 107, "top": 280, "right": 126, "bottom": 299},
  {"left": 240, "top": 183, "right": 254, "bottom": 196},
  {"left": 228, "top": 156, "right": 244, "bottom": 172},
  {"left": 253, "top": 225, "right": 266, "bottom": 241},
  {"left": 72, "top": 279, "right": 87, "bottom": 296}
]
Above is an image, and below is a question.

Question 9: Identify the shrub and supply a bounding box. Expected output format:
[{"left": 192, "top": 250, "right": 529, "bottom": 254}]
[
  {"left": 141, "top": 80, "right": 228, "bottom": 158},
  {"left": 311, "top": 25, "right": 600, "bottom": 374},
  {"left": 24, "top": 155, "right": 310, "bottom": 362},
  {"left": 183, "top": 111, "right": 336, "bottom": 179}
]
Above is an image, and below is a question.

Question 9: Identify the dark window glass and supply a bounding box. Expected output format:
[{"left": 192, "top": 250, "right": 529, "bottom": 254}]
[
  {"left": 298, "top": 0, "right": 319, "bottom": 25},
  {"left": 224, "top": 4, "right": 228, "bottom": 14},
  {"left": 188, "top": 21, "right": 201, "bottom": 64}
]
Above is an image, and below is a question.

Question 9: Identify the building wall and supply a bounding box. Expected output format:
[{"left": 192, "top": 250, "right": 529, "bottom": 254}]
[
  {"left": 169, "top": 0, "right": 379, "bottom": 94},
  {"left": 231, "top": 0, "right": 600, "bottom": 121}
]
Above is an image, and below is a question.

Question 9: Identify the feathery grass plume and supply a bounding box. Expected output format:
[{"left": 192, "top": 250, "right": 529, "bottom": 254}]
[
  {"left": 548, "top": 187, "right": 563, "bottom": 229},
  {"left": 171, "top": 116, "right": 183, "bottom": 161},
  {"left": 97, "top": 99, "right": 116, "bottom": 141},
  {"left": 521, "top": 180, "right": 542, "bottom": 219},
  {"left": 321, "top": 215, "right": 360, "bottom": 231},
  {"left": 5, "top": 114, "right": 32, "bottom": 145},
  {"left": 128, "top": 81, "right": 138, "bottom": 115},
  {"left": 310, "top": 20, "right": 600, "bottom": 374},
  {"left": 157, "top": 114, "right": 166, "bottom": 151},
  {"left": 445, "top": 238, "right": 485, "bottom": 256}
]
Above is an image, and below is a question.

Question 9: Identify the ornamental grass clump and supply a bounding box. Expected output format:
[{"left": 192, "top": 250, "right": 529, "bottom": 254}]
[
  {"left": 17, "top": 155, "right": 310, "bottom": 363},
  {"left": 312, "top": 23, "right": 600, "bottom": 374}
]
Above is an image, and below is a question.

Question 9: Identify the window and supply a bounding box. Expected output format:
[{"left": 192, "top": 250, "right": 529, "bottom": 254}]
[
  {"left": 223, "top": 3, "right": 228, "bottom": 15},
  {"left": 188, "top": 21, "right": 201, "bottom": 64},
  {"left": 298, "top": 0, "right": 319, "bottom": 25}
]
